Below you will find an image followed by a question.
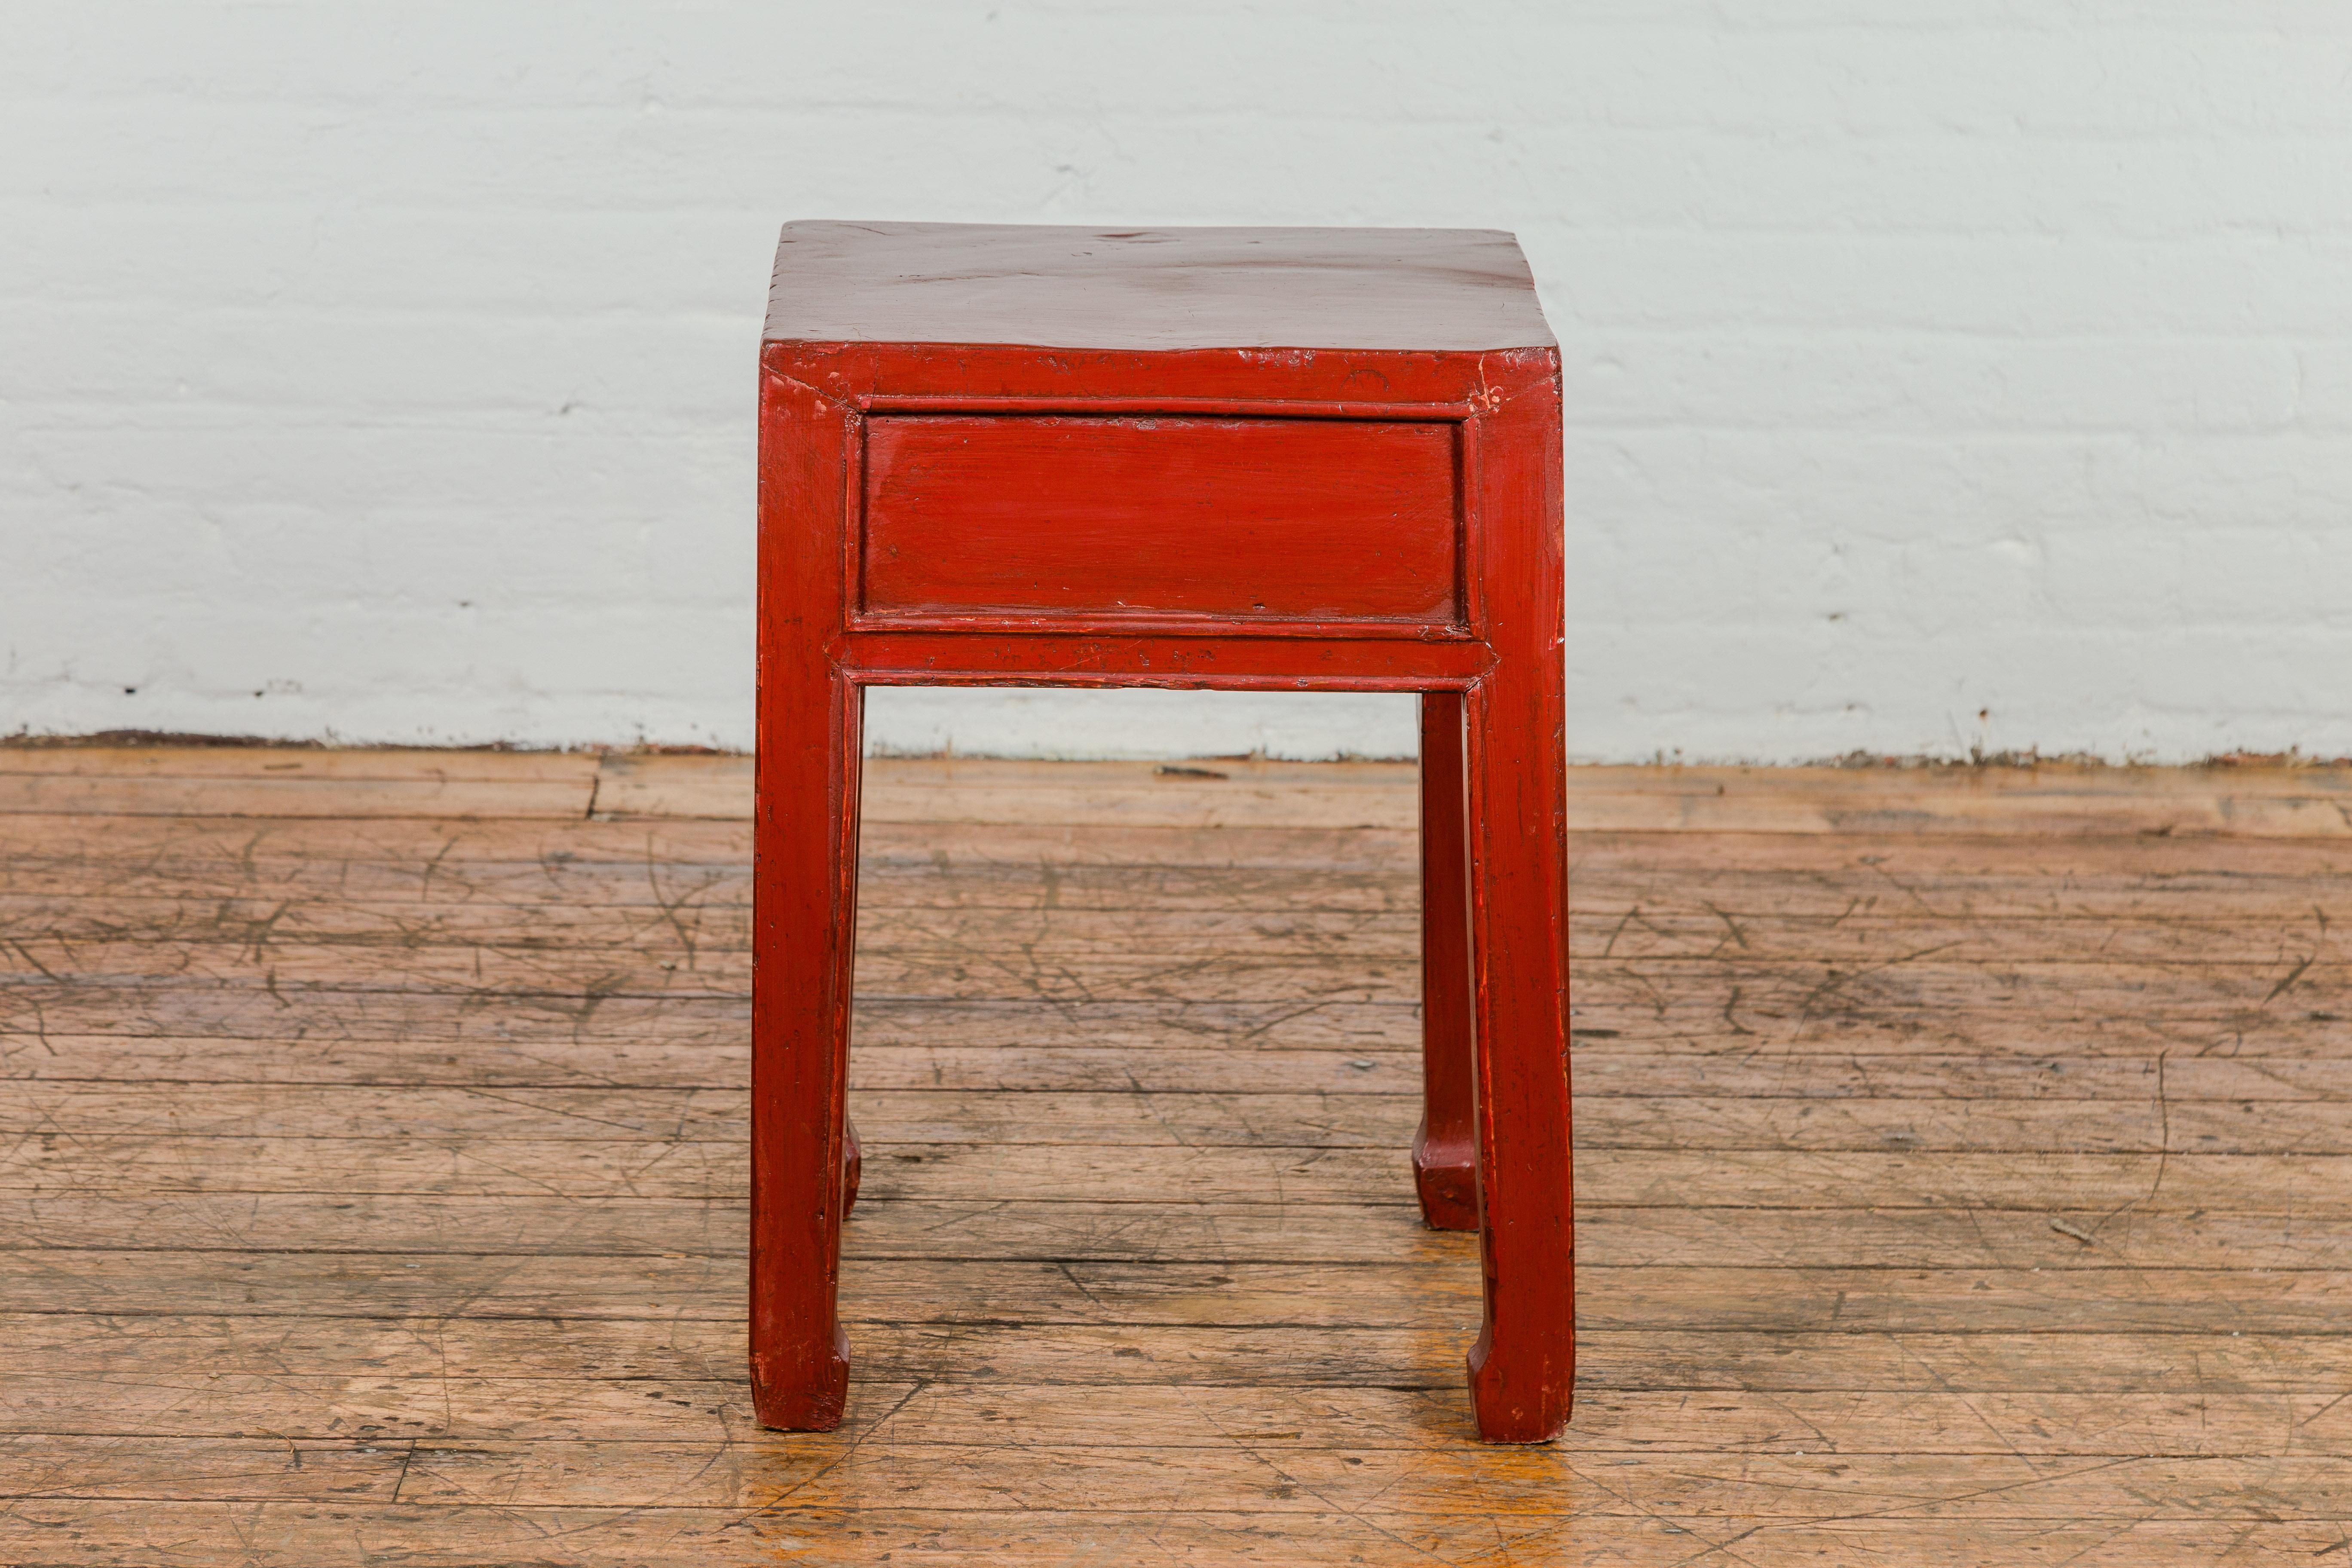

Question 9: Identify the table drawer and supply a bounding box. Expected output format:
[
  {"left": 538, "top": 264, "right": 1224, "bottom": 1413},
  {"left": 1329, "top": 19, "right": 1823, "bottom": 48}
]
[{"left": 858, "top": 414, "right": 1462, "bottom": 628}]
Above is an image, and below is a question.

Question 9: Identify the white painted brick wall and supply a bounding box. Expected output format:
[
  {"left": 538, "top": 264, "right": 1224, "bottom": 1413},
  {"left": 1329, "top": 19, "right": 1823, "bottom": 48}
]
[{"left": 6, "top": 2, "right": 2349, "bottom": 761}]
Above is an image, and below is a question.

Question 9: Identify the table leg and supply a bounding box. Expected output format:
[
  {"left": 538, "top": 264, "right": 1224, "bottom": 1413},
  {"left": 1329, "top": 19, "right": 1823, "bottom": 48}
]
[
  {"left": 1462, "top": 664, "right": 1575, "bottom": 1443},
  {"left": 843, "top": 1116, "right": 863, "bottom": 1216},
  {"left": 749, "top": 674, "right": 863, "bottom": 1431},
  {"left": 1414, "top": 690, "right": 1479, "bottom": 1231}
]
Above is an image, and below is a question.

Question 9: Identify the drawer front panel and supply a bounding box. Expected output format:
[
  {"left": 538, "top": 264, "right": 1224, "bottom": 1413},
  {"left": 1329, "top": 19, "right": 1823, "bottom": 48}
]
[{"left": 859, "top": 415, "right": 1461, "bottom": 626}]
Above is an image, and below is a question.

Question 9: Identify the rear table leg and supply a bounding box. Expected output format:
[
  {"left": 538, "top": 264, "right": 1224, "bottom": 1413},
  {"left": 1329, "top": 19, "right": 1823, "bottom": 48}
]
[
  {"left": 1414, "top": 690, "right": 1479, "bottom": 1231},
  {"left": 843, "top": 1117, "right": 863, "bottom": 1216}
]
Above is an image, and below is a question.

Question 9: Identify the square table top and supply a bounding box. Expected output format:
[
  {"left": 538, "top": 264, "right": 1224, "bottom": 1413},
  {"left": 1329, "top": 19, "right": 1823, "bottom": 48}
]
[{"left": 765, "top": 221, "right": 1553, "bottom": 355}]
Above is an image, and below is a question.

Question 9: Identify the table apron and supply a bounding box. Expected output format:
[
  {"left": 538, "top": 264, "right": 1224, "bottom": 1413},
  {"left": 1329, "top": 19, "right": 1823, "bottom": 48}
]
[{"left": 830, "top": 631, "right": 1498, "bottom": 690}]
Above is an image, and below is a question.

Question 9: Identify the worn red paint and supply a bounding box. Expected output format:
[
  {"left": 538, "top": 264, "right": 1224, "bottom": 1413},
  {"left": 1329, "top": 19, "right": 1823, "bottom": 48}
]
[{"left": 753, "top": 222, "right": 1572, "bottom": 1443}]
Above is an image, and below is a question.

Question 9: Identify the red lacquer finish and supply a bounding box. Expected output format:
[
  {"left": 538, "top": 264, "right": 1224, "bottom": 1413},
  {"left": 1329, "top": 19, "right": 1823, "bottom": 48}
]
[
  {"left": 1413, "top": 690, "right": 1479, "bottom": 1232},
  {"left": 753, "top": 221, "right": 1572, "bottom": 1443},
  {"left": 861, "top": 415, "right": 1461, "bottom": 626}
]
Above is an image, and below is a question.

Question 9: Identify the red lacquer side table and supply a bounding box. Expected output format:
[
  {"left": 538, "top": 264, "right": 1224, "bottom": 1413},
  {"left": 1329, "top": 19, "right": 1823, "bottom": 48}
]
[{"left": 750, "top": 221, "right": 1571, "bottom": 1443}]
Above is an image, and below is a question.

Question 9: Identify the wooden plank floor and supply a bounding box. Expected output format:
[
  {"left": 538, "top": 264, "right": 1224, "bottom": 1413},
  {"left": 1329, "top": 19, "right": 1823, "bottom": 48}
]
[{"left": 1, "top": 747, "right": 2348, "bottom": 1565}]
